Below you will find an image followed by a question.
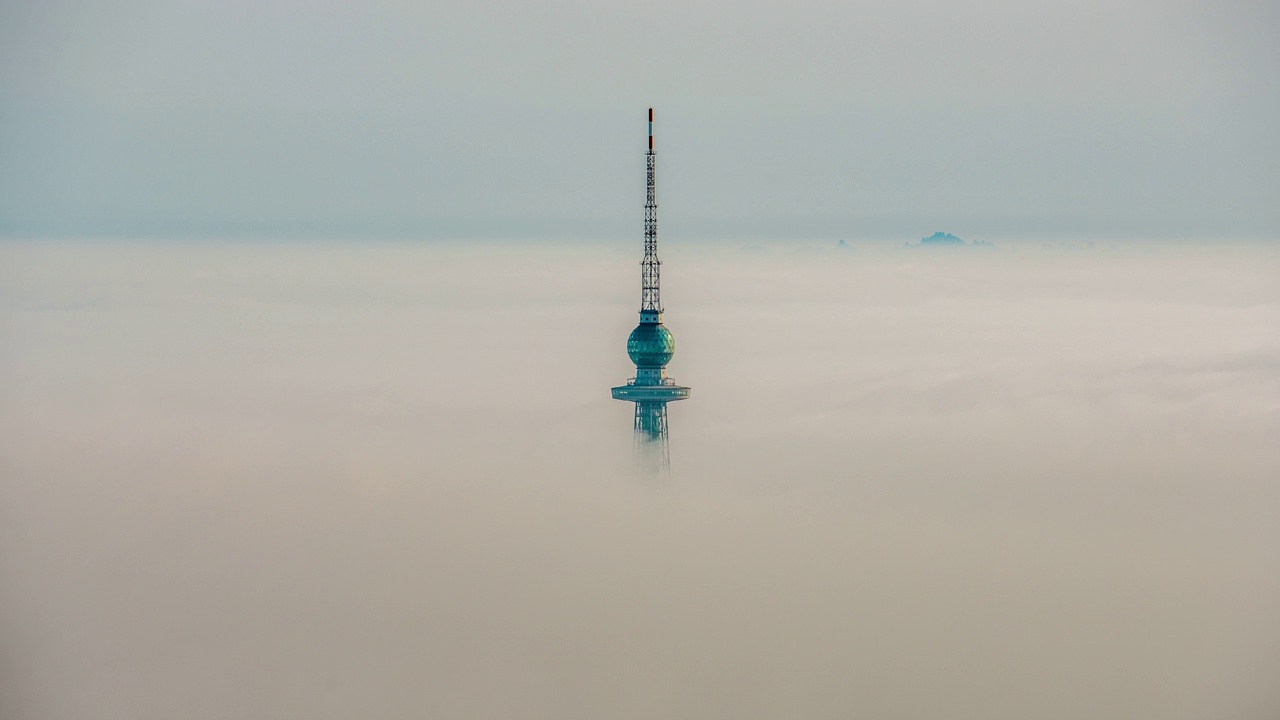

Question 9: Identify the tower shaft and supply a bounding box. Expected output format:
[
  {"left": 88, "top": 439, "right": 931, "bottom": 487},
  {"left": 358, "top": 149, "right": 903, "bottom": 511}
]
[
  {"left": 612, "top": 108, "right": 688, "bottom": 473},
  {"left": 633, "top": 401, "right": 670, "bottom": 468}
]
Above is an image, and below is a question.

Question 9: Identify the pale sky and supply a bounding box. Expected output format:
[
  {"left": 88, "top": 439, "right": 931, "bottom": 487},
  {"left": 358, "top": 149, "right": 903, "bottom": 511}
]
[{"left": 1, "top": 0, "right": 1276, "bottom": 238}]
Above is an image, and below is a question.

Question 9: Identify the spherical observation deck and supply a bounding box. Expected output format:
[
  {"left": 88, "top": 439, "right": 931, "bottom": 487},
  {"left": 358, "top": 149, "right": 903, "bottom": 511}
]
[{"left": 627, "top": 323, "right": 675, "bottom": 368}]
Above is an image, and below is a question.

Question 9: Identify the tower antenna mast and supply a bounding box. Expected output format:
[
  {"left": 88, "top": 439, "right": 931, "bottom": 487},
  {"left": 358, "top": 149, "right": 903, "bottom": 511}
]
[{"left": 641, "top": 107, "right": 661, "bottom": 316}]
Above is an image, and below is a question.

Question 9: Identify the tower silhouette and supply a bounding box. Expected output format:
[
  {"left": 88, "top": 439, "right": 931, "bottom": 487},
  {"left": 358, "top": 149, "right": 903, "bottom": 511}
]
[{"left": 611, "top": 108, "right": 690, "bottom": 470}]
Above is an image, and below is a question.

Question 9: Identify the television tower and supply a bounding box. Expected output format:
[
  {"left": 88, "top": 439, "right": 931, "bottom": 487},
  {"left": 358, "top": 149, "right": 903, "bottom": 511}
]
[{"left": 611, "top": 108, "right": 690, "bottom": 470}]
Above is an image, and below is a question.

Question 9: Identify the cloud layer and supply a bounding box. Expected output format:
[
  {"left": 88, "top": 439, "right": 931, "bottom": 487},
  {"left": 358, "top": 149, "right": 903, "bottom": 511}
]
[{"left": 1, "top": 239, "right": 1278, "bottom": 718}]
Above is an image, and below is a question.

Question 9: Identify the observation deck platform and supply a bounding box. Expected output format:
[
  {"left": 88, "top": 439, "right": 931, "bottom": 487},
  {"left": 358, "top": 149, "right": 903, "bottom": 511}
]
[{"left": 611, "top": 378, "right": 691, "bottom": 402}]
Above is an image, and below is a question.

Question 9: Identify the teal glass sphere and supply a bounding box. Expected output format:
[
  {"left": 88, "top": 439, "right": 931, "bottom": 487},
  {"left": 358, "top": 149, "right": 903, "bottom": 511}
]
[{"left": 627, "top": 323, "right": 676, "bottom": 368}]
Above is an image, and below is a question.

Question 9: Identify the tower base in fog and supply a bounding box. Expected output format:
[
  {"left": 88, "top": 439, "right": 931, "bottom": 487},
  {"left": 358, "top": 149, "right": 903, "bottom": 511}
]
[{"left": 611, "top": 380, "right": 690, "bottom": 471}]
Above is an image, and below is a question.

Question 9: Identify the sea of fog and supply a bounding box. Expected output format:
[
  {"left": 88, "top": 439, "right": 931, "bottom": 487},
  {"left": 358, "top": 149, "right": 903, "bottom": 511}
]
[{"left": 1, "top": 238, "right": 1277, "bottom": 719}]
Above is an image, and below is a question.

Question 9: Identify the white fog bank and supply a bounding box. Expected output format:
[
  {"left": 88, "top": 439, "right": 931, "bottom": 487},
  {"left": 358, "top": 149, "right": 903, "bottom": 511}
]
[{"left": 1, "top": 239, "right": 1278, "bottom": 719}]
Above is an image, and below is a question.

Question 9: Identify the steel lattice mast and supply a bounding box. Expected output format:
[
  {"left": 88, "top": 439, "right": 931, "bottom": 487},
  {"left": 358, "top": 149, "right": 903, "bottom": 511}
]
[
  {"left": 642, "top": 108, "right": 661, "bottom": 315},
  {"left": 612, "top": 108, "right": 689, "bottom": 472}
]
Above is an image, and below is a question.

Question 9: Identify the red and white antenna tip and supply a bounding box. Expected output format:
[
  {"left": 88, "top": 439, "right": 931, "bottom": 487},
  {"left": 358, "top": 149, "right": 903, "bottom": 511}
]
[{"left": 648, "top": 108, "right": 653, "bottom": 149}]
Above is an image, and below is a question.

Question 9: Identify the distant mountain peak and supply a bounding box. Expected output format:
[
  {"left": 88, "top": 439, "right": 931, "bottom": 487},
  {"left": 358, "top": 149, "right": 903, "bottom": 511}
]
[{"left": 921, "top": 231, "right": 964, "bottom": 245}]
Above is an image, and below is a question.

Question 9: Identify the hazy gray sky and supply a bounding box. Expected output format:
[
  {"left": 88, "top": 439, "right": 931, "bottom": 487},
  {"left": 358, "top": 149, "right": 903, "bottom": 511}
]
[{"left": 1, "top": 0, "right": 1277, "bottom": 238}]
